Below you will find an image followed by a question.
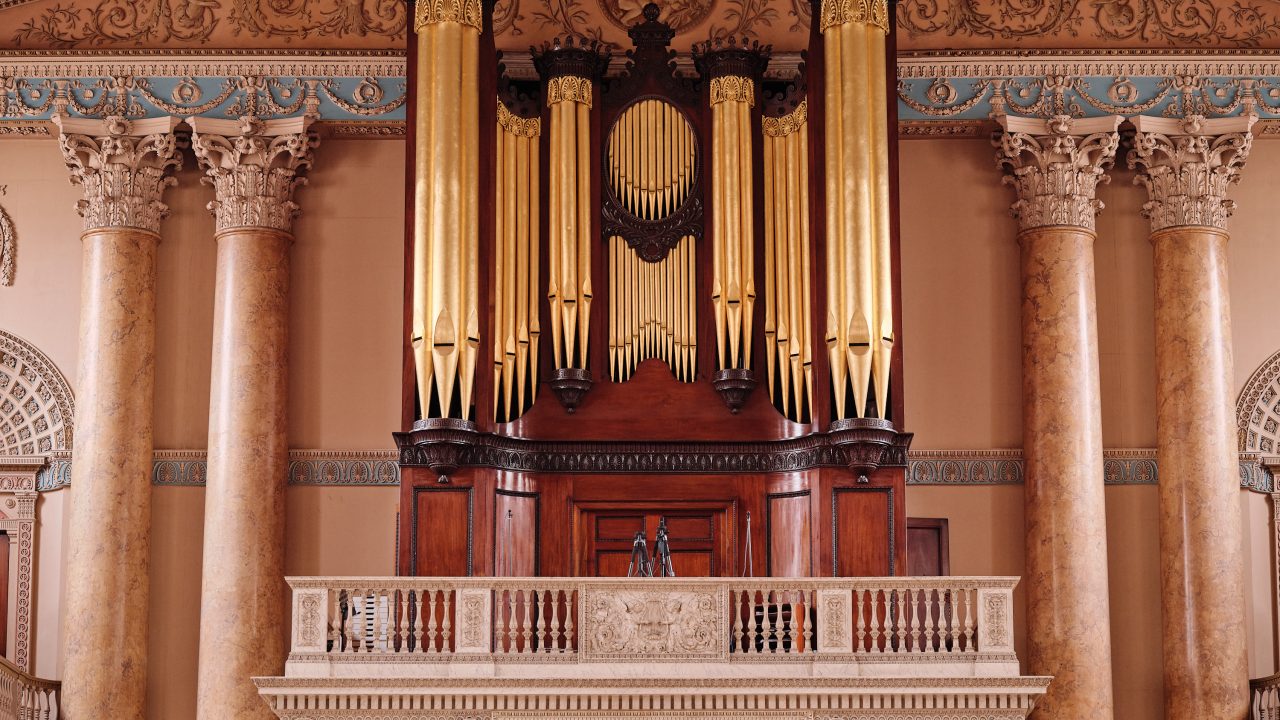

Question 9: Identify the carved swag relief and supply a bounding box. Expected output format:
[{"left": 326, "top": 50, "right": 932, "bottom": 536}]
[{"left": 583, "top": 588, "right": 724, "bottom": 657}]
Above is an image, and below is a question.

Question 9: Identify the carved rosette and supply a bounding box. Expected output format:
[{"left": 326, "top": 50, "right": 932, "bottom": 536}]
[
  {"left": 994, "top": 114, "right": 1122, "bottom": 234},
  {"left": 1127, "top": 114, "right": 1256, "bottom": 233},
  {"left": 53, "top": 114, "right": 184, "bottom": 235},
  {"left": 189, "top": 116, "right": 318, "bottom": 234}
]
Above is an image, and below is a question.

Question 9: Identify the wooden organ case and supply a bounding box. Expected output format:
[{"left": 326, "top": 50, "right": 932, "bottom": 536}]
[{"left": 398, "top": 0, "right": 909, "bottom": 580}]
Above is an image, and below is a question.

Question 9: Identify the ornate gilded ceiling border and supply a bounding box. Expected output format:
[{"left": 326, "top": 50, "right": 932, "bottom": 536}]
[
  {"left": 30, "top": 447, "right": 1273, "bottom": 492},
  {"left": 896, "top": 52, "right": 1280, "bottom": 131}
]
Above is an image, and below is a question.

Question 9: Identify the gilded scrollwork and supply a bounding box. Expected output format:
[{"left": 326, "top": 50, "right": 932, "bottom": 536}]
[
  {"left": 895, "top": 0, "right": 1280, "bottom": 48},
  {"left": 496, "top": 100, "right": 541, "bottom": 137},
  {"left": 414, "top": 0, "right": 484, "bottom": 29},
  {"left": 11, "top": 0, "right": 407, "bottom": 48}
]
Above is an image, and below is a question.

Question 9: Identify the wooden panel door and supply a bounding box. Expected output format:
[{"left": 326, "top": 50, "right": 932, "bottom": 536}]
[
  {"left": 831, "top": 487, "right": 894, "bottom": 577},
  {"left": 907, "top": 518, "right": 950, "bottom": 576},
  {"left": 576, "top": 505, "right": 731, "bottom": 577}
]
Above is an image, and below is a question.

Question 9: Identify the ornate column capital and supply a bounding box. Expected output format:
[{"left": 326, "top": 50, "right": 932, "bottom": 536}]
[
  {"left": 188, "top": 116, "right": 318, "bottom": 234},
  {"left": 53, "top": 114, "right": 183, "bottom": 235},
  {"left": 819, "top": 0, "right": 889, "bottom": 32},
  {"left": 994, "top": 114, "right": 1122, "bottom": 234},
  {"left": 533, "top": 37, "right": 609, "bottom": 109},
  {"left": 1127, "top": 114, "right": 1256, "bottom": 234}
]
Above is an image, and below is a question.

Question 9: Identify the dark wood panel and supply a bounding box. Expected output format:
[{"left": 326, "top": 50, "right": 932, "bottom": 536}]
[
  {"left": 412, "top": 486, "right": 473, "bottom": 576},
  {"left": 575, "top": 503, "right": 733, "bottom": 577},
  {"left": 832, "top": 486, "right": 893, "bottom": 577},
  {"left": 907, "top": 517, "right": 950, "bottom": 577},
  {"left": 766, "top": 491, "right": 811, "bottom": 577},
  {"left": 495, "top": 489, "right": 539, "bottom": 576}
]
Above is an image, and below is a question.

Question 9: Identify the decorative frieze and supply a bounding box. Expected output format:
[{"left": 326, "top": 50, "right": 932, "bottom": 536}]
[
  {"left": 994, "top": 114, "right": 1122, "bottom": 232},
  {"left": 0, "top": 203, "right": 12, "bottom": 286},
  {"left": 53, "top": 114, "right": 183, "bottom": 234},
  {"left": 1128, "top": 114, "right": 1255, "bottom": 232},
  {"left": 189, "top": 115, "right": 318, "bottom": 233}
]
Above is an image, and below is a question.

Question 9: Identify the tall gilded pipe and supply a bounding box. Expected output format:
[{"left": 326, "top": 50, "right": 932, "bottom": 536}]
[
  {"left": 820, "top": 0, "right": 892, "bottom": 420},
  {"left": 535, "top": 39, "right": 607, "bottom": 386},
  {"left": 412, "top": 0, "right": 483, "bottom": 420}
]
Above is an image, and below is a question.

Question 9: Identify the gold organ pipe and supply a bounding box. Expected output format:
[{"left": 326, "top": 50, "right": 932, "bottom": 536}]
[
  {"left": 577, "top": 100, "right": 592, "bottom": 369},
  {"left": 822, "top": 0, "right": 891, "bottom": 420},
  {"left": 502, "top": 127, "right": 518, "bottom": 421},
  {"left": 798, "top": 119, "right": 813, "bottom": 415},
  {"left": 548, "top": 99, "right": 563, "bottom": 370},
  {"left": 784, "top": 124, "right": 803, "bottom": 417},
  {"left": 763, "top": 135, "right": 778, "bottom": 407},
  {"left": 527, "top": 130, "right": 541, "bottom": 402},
  {"left": 516, "top": 132, "right": 532, "bottom": 415},
  {"left": 868, "top": 24, "right": 893, "bottom": 419},
  {"left": 493, "top": 118, "right": 506, "bottom": 417},
  {"left": 711, "top": 98, "right": 726, "bottom": 369},
  {"left": 560, "top": 99, "right": 578, "bottom": 368},
  {"left": 413, "top": 22, "right": 437, "bottom": 416},
  {"left": 460, "top": 24, "right": 480, "bottom": 420}
]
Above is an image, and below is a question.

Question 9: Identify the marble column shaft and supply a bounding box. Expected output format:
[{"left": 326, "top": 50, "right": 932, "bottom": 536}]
[
  {"left": 53, "top": 114, "right": 183, "bottom": 720},
  {"left": 188, "top": 116, "right": 316, "bottom": 720},
  {"left": 1130, "top": 114, "right": 1252, "bottom": 720},
  {"left": 995, "top": 114, "right": 1120, "bottom": 720}
]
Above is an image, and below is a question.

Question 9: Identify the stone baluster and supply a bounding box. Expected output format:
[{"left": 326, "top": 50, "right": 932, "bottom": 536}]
[
  {"left": 188, "top": 115, "right": 317, "bottom": 720},
  {"left": 1128, "top": 113, "right": 1254, "bottom": 720},
  {"left": 53, "top": 114, "right": 183, "bottom": 720},
  {"left": 995, "top": 113, "right": 1122, "bottom": 720}
]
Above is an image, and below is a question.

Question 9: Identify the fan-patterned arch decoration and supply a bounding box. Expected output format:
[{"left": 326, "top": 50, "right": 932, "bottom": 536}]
[
  {"left": 1236, "top": 348, "right": 1280, "bottom": 454},
  {"left": 0, "top": 329, "right": 74, "bottom": 456}
]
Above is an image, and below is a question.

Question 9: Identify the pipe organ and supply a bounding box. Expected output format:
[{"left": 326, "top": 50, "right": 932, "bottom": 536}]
[{"left": 399, "top": 0, "right": 909, "bottom": 581}]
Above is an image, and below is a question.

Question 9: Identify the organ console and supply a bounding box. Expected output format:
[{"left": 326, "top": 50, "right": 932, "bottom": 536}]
[{"left": 397, "top": 0, "right": 909, "bottom": 580}]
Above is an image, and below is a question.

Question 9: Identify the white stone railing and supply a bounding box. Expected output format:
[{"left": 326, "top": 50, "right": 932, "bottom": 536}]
[
  {"left": 287, "top": 576, "right": 1019, "bottom": 677},
  {"left": 1254, "top": 672, "right": 1280, "bottom": 719},
  {"left": 0, "top": 656, "right": 58, "bottom": 720}
]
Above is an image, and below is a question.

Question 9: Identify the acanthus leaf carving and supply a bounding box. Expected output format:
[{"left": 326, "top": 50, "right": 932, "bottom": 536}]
[
  {"left": 994, "top": 113, "right": 1122, "bottom": 232},
  {"left": 189, "top": 115, "right": 319, "bottom": 233},
  {"left": 1127, "top": 113, "right": 1255, "bottom": 232},
  {"left": 53, "top": 114, "right": 184, "bottom": 234}
]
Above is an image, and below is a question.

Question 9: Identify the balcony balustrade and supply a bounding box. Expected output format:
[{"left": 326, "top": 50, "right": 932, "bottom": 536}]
[{"left": 258, "top": 576, "right": 1049, "bottom": 719}]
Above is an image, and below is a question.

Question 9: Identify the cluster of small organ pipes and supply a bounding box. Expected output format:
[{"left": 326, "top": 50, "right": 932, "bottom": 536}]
[
  {"left": 762, "top": 101, "right": 815, "bottom": 421},
  {"left": 609, "top": 235, "right": 698, "bottom": 383},
  {"left": 411, "top": 0, "right": 893, "bottom": 426},
  {"left": 709, "top": 77, "right": 758, "bottom": 378},
  {"left": 546, "top": 76, "right": 595, "bottom": 379},
  {"left": 493, "top": 102, "right": 542, "bottom": 423}
]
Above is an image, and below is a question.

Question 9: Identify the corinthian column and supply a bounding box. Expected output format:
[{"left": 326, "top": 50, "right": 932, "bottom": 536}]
[
  {"left": 995, "top": 114, "right": 1121, "bottom": 720},
  {"left": 188, "top": 115, "right": 316, "bottom": 720},
  {"left": 1129, "top": 114, "right": 1254, "bottom": 720},
  {"left": 53, "top": 114, "right": 183, "bottom": 720}
]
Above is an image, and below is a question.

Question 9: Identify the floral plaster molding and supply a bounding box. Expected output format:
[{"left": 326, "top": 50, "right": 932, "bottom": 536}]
[{"left": 0, "top": 203, "right": 12, "bottom": 285}]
